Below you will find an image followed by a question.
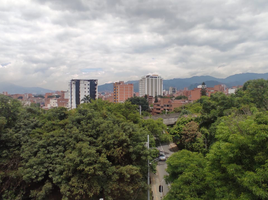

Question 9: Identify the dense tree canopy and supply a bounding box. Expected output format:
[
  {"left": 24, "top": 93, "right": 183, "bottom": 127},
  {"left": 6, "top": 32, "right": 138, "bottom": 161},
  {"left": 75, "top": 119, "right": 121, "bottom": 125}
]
[
  {"left": 165, "top": 79, "right": 268, "bottom": 199},
  {"left": 0, "top": 97, "right": 168, "bottom": 200},
  {"left": 127, "top": 96, "right": 149, "bottom": 112}
]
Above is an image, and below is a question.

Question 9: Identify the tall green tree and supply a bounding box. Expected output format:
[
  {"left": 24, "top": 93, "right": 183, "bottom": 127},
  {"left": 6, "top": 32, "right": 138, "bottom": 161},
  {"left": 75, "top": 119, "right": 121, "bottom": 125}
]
[
  {"left": 165, "top": 112, "right": 268, "bottom": 200},
  {"left": 1, "top": 99, "right": 164, "bottom": 200},
  {"left": 242, "top": 79, "right": 268, "bottom": 110},
  {"left": 200, "top": 82, "right": 207, "bottom": 96},
  {"left": 164, "top": 150, "right": 208, "bottom": 200},
  {"left": 127, "top": 96, "right": 149, "bottom": 112}
]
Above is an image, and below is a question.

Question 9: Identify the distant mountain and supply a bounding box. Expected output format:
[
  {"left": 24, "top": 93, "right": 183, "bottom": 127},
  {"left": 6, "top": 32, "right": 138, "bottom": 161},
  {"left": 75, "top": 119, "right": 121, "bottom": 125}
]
[
  {"left": 98, "top": 73, "right": 268, "bottom": 92},
  {"left": 98, "top": 81, "right": 139, "bottom": 93},
  {"left": 2, "top": 73, "right": 267, "bottom": 94},
  {"left": 98, "top": 83, "right": 114, "bottom": 92},
  {"left": 126, "top": 80, "right": 139, "bottom": 92},
  {"left": 188, "top": 80, "right": 223, "bottom": 90},
  {"left": 0, "top": 82, "right": 54, "bottom": 94}
]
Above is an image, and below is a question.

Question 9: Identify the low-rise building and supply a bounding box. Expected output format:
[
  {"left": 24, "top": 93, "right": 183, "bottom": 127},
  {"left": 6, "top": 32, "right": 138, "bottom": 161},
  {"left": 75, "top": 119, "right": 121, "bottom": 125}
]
[{"left": 152, "top": 98, "right": 188, "bottom": 115}]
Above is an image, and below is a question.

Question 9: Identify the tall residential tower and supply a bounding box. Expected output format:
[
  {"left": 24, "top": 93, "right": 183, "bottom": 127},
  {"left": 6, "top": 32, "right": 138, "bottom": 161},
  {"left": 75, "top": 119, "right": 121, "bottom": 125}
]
[
  {"left": 68, "top": 79, "right": 98, "bottom": 109},
  {"left": 113, "top": 81, "right": 134, "bottom": 103},
  {"left": 139, "top": 74, "right": 163, "bottom": 97}
]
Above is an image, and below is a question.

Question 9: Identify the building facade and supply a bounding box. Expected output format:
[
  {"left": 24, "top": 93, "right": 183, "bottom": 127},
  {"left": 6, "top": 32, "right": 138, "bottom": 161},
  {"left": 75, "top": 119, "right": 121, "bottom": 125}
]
[
  {"left": 152, "top": 98, "right": 188, "bottom": 115},
  {"left": 68, "top": 79, "right": 98, "bottom": 109},
  {"left": 139, "top": 74, "right": 163, "bottom": 97},
  {"left": 169, "top": 87, "right": 177, "bottom": 95},
  {"left": 113, "top": 81, "right": 134, "bottom": 103}
]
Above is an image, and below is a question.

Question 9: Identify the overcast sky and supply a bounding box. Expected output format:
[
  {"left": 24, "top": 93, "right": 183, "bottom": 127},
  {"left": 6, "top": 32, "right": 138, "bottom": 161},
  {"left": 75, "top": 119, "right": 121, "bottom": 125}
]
[{"left": 1, "top": 0, "right": 268, "bottom": 90}]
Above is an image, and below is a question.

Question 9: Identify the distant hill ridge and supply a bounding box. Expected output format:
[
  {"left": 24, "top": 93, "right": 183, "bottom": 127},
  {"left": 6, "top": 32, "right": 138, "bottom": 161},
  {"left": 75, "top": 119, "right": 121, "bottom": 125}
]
[
  {"left": 1, "top": 73, "right": 268, "bottom": 94},
  {"left": 99, "top": 73, "right": 268, "bottom": 92},
  {"left": 0, "top": 82, "right": 54, "bottom": 94}
]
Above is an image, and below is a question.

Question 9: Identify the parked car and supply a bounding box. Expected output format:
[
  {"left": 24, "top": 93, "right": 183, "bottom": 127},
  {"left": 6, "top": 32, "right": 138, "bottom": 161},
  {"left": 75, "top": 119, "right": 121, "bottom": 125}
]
[{"left": 159, "top": 151, "right": 166, "bottom": 161}]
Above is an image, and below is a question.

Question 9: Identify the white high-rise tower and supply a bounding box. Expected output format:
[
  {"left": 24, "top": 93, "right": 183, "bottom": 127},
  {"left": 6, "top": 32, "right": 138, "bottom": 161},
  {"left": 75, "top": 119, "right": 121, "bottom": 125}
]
[{"left": 139, "top": 74, "right": 163, "bottom": 97}]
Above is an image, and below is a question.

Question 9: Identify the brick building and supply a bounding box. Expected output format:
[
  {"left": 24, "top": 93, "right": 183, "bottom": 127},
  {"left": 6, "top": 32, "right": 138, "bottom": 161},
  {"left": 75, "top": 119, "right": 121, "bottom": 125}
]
[
  {"left": 152, "top": 98, "right": 188, "bottom": 115},
  {"left": 113, "top": 81, "right": 134, "bottom": 103},
  {"left": 57, "top": 99, "right": 69, "bottom": 107}
]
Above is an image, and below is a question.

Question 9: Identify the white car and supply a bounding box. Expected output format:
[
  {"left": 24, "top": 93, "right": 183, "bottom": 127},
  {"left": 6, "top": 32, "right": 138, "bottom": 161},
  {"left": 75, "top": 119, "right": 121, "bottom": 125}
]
[{"left": 159, "top": 152, "right": 166, "bottom": 161}]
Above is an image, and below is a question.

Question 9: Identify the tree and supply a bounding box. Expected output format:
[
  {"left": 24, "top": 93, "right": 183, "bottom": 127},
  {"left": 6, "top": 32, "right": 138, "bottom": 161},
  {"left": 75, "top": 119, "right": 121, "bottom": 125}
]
[
  {"left": 81, "top": 94, "right": 91, "bottom": 103},
  {"left": 155, "top": 95, "right": 158, "bottom": 103},
  {"left": 141, "top": 118, "right": 172, "bottom": 145},
  {"left": 0, "top": 94, "right": 22, "bottom": 128},
  {"left": 1, "top": 99, "right": 163, "bottom": 199},
  {"left": 165, "top": 113, "right": 268, "bottom": 200},
  {"left": 127, "top": 96, "right": 149, "bottom": 112},
  {"left": 164, "top": 150, "right": 208, "bottom": 200},
  {"left": 174, "top": 102, "right": 202, "bottom": 114},
  {"left": 242, "top": 79, "right": 268, "bottom": 110},
  {"left": 175, "top": 95, "right": 188, "bottom": 100},
  {"left": 180, "top": 121, "right": 203, "bottom": 152},
  {"left": 200, "top": 82, "right": 207, "bottom": 96}
]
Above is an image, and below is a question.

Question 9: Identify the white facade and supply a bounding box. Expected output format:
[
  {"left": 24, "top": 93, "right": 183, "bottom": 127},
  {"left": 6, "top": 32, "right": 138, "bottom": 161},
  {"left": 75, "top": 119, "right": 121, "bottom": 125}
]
[
  {"left": 228, "top": 88, "right": 236, "bottom": 94},
  {"left": 50, "top": 99, "right": 58, "bottom": 108},
  {"left": 68, "top": 79, "right": 98, "bottom": 109},
  {"left": 139, "top": 74, "right": 163, "bottom": 97}
]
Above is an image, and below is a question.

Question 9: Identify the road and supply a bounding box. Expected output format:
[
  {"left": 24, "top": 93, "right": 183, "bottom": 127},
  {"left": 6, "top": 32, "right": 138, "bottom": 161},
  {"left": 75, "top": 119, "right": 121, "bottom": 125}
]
[{"left": 151, "top": 143, "right": 177, "bottom": 200}]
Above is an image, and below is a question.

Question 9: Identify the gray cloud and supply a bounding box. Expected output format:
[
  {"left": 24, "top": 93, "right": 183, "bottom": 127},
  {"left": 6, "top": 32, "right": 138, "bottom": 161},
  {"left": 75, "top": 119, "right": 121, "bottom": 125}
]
[{"left": 0, "top": 0, "right": 268, "bottom": 90}]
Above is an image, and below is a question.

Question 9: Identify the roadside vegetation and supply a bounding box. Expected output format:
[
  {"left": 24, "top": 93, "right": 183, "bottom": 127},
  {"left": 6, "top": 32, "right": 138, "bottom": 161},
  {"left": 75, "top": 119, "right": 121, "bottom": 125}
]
[
  {"left": 164, "top": 79, "right": 268, "bottom": 200},
  {"left": 0, "top": 97, "right": 170, "bottom": 200}
]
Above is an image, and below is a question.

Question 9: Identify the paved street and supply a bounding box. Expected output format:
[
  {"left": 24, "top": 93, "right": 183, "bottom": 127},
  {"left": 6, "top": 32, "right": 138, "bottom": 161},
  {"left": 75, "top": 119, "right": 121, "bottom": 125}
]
[{"left": 151, "top": 143, "right": 177, "bottom": 200}]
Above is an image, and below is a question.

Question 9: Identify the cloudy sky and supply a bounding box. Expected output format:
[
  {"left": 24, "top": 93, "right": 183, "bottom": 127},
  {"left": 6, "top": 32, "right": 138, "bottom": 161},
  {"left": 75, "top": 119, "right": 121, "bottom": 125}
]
[{"left": 1, "top": 0, "right": 268, "bottom": 90}]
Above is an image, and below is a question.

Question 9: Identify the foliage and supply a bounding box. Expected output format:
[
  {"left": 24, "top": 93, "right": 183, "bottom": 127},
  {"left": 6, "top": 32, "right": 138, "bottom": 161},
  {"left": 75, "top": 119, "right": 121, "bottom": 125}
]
[
  {"left": 47, "top": 95, "right": 60, "bottom": 98},
  {"left": 155, "top": 95, "right": 158, "bottom": 103},
  {"left": 242, "top": 79, "right": 268, "bottom": 110},
  {"left": 170, "top": 115, "right": 203, "bottom": 152},
  {"left": 174, "top": 102, "right": 202, "bottom": 114},
  {"left": 164, "top": 79, "right": 268, "bottom": 199},
  {"left": 180, "top": 121, "right": 203, "bottom": 152},
  {"left": 127, "top": 96, "right": 149, "bottom": 112},
  {"left": 164, "top": 150, "right": 207, "bottom": 200},
  {"left": 81, "top": 94, "right": 91, "bottom": 103},
  {"left": 174, "top": 95, "right": 188, "bottom": 100},
  {"left": 140, "top": 118, "right": 172, "bottom": 145},
  {"left": 0, "top": 95, "right": 22, "bottom": 128},
  {"left": 200, "top": 82, "right": 207, "bottom": 96},
  {"left": 165, "top": 111, "right": 268, "bottom": 199},
  {"left": 0, "top": 98, "right": 168, "bottom": 200}
]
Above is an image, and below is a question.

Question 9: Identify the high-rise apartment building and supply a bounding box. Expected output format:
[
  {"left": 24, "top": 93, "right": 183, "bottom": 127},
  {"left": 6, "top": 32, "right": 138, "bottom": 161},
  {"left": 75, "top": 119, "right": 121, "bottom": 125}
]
[
  {"left": 113, "top": 81, "right": 134, "bottom": 103},
  {"left": 139, "top": 74, "right": 163, "bottom": 97},
  {"left": 68, "top": 79, "right": 98, "bottom": 109},
  {"left": 169, "top": 87, "right": 177, "bottom": 94}
]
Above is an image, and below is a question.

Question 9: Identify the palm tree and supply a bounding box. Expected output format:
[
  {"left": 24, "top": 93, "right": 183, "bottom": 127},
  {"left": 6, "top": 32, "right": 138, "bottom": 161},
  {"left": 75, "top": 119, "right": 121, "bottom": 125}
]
[{"left": 81, "top": 95, "right": 91, "bottom": 103}]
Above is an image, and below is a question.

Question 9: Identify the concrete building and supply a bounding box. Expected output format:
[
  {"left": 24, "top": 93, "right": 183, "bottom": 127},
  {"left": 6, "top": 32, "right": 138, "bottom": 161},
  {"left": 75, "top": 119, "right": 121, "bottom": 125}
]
[
  {"left": 113, "top": 81, "right": 134, "bottom": 103},
  {"left": 169, "top": 87, "right": 177, "bottom": 95},
  {"left": 139, "top": 74, "right": 163, "bottom": 97},
  {"left": 68, "top": 79, "right": 98, "bottom": 109}
]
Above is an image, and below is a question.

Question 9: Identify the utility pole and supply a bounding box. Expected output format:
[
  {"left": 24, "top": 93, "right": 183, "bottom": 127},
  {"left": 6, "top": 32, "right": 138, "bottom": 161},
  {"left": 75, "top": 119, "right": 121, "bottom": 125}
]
[
  {"left": 147, "top": 135, "right": 150, "bottom": 200},
  {"left": 139, "top": 105, "right": 142, "bottom": 116}
]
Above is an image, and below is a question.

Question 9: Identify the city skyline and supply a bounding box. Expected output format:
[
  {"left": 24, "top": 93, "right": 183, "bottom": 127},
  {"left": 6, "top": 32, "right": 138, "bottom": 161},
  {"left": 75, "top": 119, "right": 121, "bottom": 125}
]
[{"left": 1, "top": 0, "right": 268, "bottom": 90}]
